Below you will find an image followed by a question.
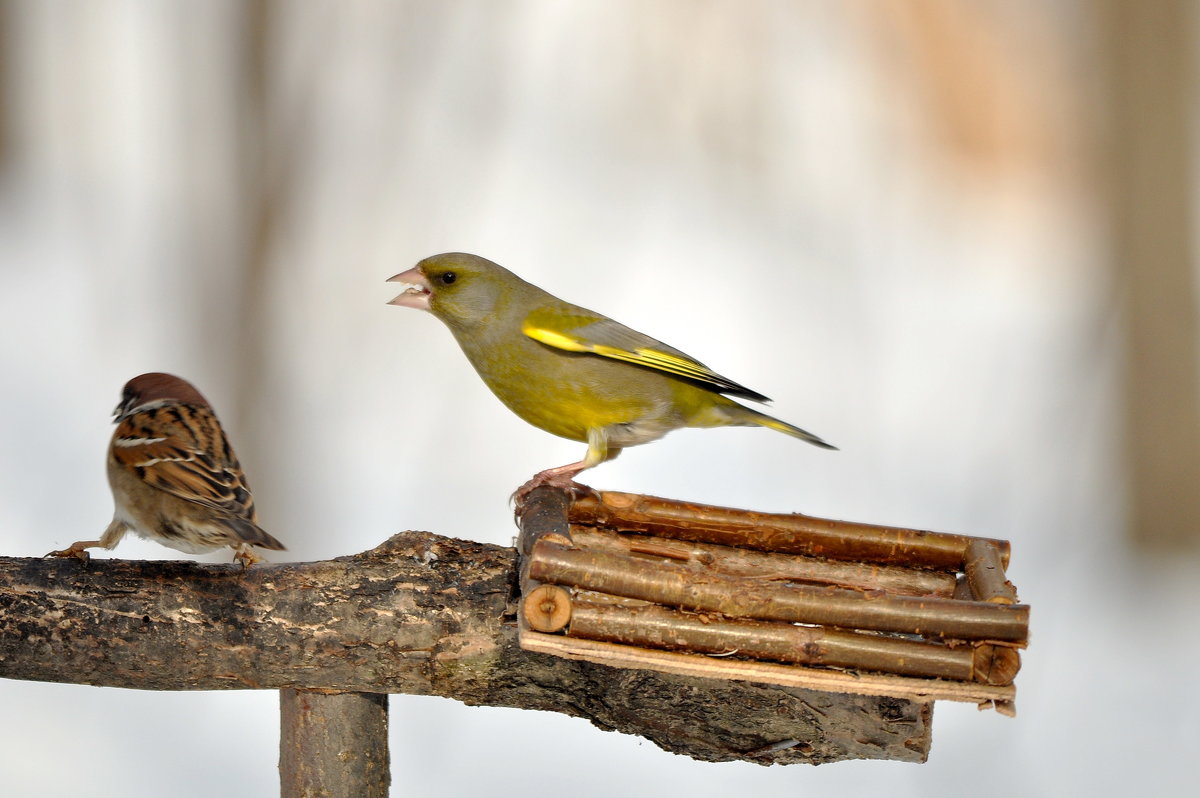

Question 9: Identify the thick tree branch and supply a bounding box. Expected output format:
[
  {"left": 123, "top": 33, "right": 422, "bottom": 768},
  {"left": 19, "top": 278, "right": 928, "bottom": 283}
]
[{"left": 0, "top": 532, "right": 931, "bottom": 764}]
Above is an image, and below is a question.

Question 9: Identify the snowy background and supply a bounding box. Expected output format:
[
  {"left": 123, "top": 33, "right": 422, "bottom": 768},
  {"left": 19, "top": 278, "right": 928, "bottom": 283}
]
[{"left": 1, "top": 2, "right": 1196, "bottom": 796}]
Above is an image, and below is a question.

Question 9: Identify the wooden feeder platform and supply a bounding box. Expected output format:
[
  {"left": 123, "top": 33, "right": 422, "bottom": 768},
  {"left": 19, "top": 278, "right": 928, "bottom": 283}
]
[{"left": 516, "top": 487, "right": 1028, "bottom": 735}]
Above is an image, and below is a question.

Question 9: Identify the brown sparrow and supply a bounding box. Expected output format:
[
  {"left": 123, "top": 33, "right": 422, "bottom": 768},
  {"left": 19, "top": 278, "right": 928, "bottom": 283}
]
[{"left": 48, "top": 372, "right": 285, "bottom": 566}]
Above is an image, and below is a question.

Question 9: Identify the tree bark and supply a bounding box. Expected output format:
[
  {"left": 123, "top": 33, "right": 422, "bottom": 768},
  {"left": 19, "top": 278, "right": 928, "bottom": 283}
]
[{"left": 0, "top": 532, "right": 932, "bottom": 764}]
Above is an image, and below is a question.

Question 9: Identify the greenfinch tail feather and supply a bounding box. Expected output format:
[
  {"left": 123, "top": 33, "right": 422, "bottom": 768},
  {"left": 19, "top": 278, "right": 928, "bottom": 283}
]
[{"left": 735, "top": 406, "right": 838, "bottom": 450}]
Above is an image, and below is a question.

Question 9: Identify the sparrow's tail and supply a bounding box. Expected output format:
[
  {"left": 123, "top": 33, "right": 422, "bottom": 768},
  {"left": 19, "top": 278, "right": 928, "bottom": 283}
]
[{"left": 226, "top": 517, "right": 287, "bottom": 551}]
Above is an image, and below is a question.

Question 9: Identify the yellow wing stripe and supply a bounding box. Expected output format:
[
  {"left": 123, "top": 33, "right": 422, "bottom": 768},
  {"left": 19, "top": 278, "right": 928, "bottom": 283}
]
[
  {"left": 522, "top": 322, "right": 592, "bottom": 352},
  {"left": 523, "top": 321, "right": 728, "bottom": 384},
  {"left": 632, "top": 348, "right": 724, "bottom": 382}
]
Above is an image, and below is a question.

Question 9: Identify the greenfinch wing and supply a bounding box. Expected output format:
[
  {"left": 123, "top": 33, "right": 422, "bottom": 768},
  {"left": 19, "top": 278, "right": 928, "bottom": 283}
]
[{"left": 521, "top": 305, "right": 770, "bottom": 402}]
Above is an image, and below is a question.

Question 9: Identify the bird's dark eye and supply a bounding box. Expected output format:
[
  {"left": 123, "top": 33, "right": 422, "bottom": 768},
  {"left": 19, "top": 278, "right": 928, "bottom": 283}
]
[{"left": 439, "top": 272, "right": 457, "bottom": 285}]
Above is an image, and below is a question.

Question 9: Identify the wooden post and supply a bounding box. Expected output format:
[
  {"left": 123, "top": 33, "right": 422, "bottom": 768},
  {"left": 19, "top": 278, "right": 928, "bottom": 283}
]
[
  {"left": 1099, "top": 0, "right": 1200, "bottom": 547},
  {"left": 280, "top": 689, "right": 390, "bottom": 798}
]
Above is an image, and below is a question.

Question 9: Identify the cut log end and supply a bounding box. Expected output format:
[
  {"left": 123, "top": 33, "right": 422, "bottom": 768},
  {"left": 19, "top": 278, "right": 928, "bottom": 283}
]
[
  {"left": 523, "top": 584, "right": 573, "bottom": 633},
  {"left": 972, "top": 644, "right": 1022, "bottom": 686}
]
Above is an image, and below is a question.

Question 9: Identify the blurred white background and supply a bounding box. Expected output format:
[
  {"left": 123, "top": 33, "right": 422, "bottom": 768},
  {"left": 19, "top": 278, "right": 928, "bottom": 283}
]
[{"left": 2, "top": 1, "right": 1197, "bottom": 796}]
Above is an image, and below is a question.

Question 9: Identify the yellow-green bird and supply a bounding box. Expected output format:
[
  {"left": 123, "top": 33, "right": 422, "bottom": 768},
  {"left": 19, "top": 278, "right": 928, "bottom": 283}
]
[{"left": 387, "top": 252, "right": 834, "bottom": 495}]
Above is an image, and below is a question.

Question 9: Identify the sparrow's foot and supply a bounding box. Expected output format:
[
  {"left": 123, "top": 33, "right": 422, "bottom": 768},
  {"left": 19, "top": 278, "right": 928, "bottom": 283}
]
[
  {"left": 45, "top": 541, "right": 98, "bottom": 561},
  {"left": 232, "top": 545, "right": 263, "bottom": 568}
]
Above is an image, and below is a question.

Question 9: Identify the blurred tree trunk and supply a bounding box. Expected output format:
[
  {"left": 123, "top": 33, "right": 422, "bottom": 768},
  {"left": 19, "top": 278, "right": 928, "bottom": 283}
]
[
  {"left": 233, "top": 0, "right": 283, "bottom": 426},
  {"left": 0, "top": 2, "right": 10, "bottom": 167},
  {"left": 1099, "top": 0, "right": 1200, "bottom": 548}
]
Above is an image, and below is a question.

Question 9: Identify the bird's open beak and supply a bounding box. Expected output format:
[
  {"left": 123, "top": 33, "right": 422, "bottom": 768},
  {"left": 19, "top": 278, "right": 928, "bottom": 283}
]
[
  {"left": 387, "top": 267, "right": 432, "bottom": 311},
  {"left": 112, "top": 395, "right": 135, "bottom": 422}
]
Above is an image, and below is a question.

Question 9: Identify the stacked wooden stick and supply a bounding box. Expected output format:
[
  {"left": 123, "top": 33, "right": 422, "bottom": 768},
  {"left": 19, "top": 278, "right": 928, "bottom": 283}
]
[{"left": 517, "top": 488, "right": 1028, "bottom": 715}]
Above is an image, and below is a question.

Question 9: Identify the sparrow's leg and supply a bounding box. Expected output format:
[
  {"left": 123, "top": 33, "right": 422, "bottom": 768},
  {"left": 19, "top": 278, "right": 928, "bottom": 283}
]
[
  {"left": 46, "top": 519, "right": 128, "bottom": 560},
  {"left": 232, "top": 543, "right": 263, "bottom": 568},
  {"left": 45, "top": 541, "right": 100, "bottom": 560}
]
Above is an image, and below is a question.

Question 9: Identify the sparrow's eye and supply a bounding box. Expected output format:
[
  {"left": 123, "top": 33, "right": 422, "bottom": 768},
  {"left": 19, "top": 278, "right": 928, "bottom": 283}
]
[{"left": 439, "top": 272, "right": 457, "bottom": 285}]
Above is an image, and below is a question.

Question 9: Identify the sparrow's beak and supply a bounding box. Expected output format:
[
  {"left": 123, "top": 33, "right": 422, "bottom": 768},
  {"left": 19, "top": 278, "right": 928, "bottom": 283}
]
[
  {"left": 387, "top": 267, "right": 432, "bottom": 311},
  {"left": 112, "top": 394, "right": 134, "bottom": 421}
]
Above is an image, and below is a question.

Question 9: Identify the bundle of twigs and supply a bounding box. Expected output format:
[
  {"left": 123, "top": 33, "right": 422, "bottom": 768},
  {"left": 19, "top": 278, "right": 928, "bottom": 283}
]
[{"left": 517, "top": 489, "right": 1028, "bottom": 715}]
